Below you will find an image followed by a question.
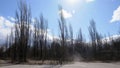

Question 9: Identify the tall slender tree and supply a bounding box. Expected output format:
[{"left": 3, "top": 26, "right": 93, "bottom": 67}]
[
  {"left": 58, "top": 6, "right": 68, "bottom": 64},
  {"left": 88, "top": 19, "right": 102, "bottom": 59},
  {"left": 13, "top": 1, "right": 32, "bottom": 62}
]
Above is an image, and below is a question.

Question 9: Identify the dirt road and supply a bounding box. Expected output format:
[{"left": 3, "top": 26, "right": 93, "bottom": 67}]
[{"left": 0, "top": 62, "right": 120, "bottom": 68}]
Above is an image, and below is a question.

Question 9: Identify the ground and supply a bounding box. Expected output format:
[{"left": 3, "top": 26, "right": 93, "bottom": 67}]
[{"left": 0, "top": 62, "right": 120, "bottom": 68}]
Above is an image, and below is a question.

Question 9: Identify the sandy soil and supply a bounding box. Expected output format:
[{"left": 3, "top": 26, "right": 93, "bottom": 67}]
[{"left": 0, "top": 62, "right": 120, "bottom": 68}]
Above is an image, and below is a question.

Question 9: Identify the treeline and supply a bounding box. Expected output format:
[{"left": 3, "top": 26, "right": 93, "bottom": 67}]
[{"left": 0, "top": 1, "right": 120, "bottom": 64}]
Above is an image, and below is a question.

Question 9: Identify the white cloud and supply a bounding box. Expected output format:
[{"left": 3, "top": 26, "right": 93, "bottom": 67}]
[
  {"left": 72, "top": 10, "right": 75, "bottom": 14},
  {"left": 85, "top": 0, "right": 95, "bottom": 3},
  {"left": 0, "top": 16, "right": 59, "bottom": 44},
  {"left": 0, "top": 16, "right": 60, "bottom": 45},
  {"left": 59, "top": 9, "right": 73, "bottom": 19},
  {"left": 31, "top": 18, "right": 36, "bottom": 23},
  {"left": 0, "top": 16, "right": 14, "bottom": 28},
  {"left": 8, "top": 16, "right": 16, "bottom": 22},
  {"left": 110, "top": 6, "right": 120, "bottom": 23},
  {"left": 0, "top": 16, "right": 14, "bottom": 44},
  {"left": 102, "top": 35, "right": 120, "bottom": 44}
]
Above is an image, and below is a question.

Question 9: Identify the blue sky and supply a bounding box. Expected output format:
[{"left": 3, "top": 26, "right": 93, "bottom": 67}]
[{"left": 0, "top": 0, "right": 120, "bottom": 43}]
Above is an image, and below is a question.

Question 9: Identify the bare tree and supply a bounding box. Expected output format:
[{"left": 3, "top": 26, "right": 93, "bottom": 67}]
[
  {"left": 12, "top": 1, "right": 32, "bottom": 62},
  {"left": 68, "top": 24, "right": 74, "bottom": 60},
  {"left": 77, "top": 28, "right": 83, "bottom": 43},
  {"left": 32, "top": 14, "right": 48, "bottom": 62},
  {"left": 75, "top": 28, "right": 85, "bottom": 59},
  {"left": 39, "top": 15, "right": 48, "bottom": 62},
  {"left": 58, "top": 6, "right": 68, "bottom": 64},
  {"left": 88, "top": 19, "right": 102, "bottom": 59}
]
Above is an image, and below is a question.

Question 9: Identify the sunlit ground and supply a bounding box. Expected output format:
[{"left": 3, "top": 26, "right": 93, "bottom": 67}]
[{"left": 0, "top": 62, "right": 120, "bottom": 68}]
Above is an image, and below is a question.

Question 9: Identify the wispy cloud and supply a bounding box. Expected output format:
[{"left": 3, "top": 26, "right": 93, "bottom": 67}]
[
  {"left": 0, "top": 16, "right": 14, "bottom": 29},
  {"left": 0, "top": 16, "right": 58, "bottom": 44},
  {"left": 0, "top": 16, "right": 14, "bottom": 44},
  {"left": 110, "top": 6, "right": 120, "bottom": 23},
  {"left": 31, "top": 18, "right": 36, "bottom": 23},
  {"left": 59, "top": 9, "right": 73, "bottom": 19},
  {"left": 85, "top": 0, "right": 95, "bottom": 3},
  {"left": 102, "top": 35, "right": 120, "bottom": 43},
  {"left": 8, "top": 16, "right": 16, "bottom": 22}
]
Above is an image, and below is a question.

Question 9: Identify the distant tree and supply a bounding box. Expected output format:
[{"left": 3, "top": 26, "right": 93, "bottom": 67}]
[
  {"left": 77, "top": 28, "right": 83, "bottom": 43},
  {"left": 58, "top": 6, "right": 68, "bottom": 64},
  {"left": 68, "top": 24, "right": 74, "bottom": 60},
  {"left": 32, "top": 14, "right": 48, "bottom": 62},
  {"left": 0, "top": 46, "right": 4, "bottom": 59},
  {"left": 88, "top": 19, "right": 102, "bottom": 59},
  {"left": 12, "top": 1, "right": 32, "bottom": 62},
  {"left": 75, "top": 28, "right": 86, "bottom": 59},
  {"left": 39, "top": 15, "right": 48, "bottom": 62},
  {"left": 32, "top": 18, "right": 39, "bottom": 60},
  {"left": 2, "top": 0, "right": 120, "bottom": 63}
]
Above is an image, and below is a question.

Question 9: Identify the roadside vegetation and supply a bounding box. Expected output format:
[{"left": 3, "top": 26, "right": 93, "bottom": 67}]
[{"left": 0, "top": 1, "right": 120, "bottom": 64}]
